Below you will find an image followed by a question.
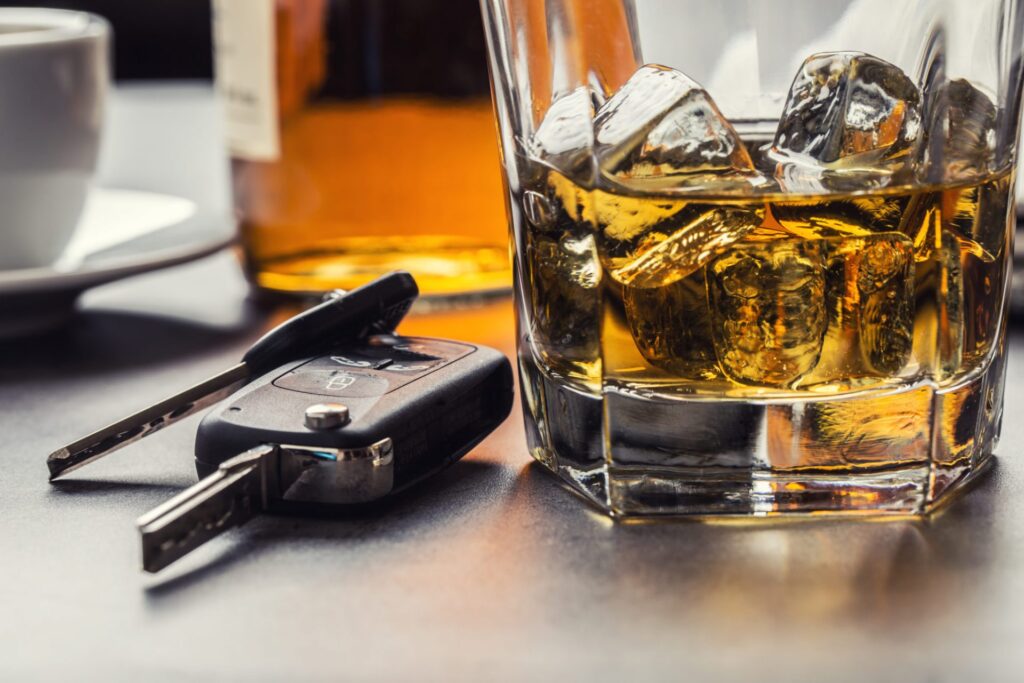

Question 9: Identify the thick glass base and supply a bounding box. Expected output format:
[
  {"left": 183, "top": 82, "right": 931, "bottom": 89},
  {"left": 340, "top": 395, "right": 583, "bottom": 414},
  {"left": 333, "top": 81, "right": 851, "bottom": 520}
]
[{"left": 519, "top": 345, "right": 1005, "bottom": 517}]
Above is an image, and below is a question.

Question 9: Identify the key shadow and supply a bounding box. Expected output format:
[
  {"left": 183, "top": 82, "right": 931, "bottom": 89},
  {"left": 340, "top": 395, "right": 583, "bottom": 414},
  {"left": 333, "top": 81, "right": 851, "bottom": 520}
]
[
  {"left": 48, "top": 478, "right": 187, "bottom": 498},
  {"left": 0, "top": 305, "right": 270, "bottom": 382},
  {"left": 142, "top": 459, "right": 510, "bottom": 598}
]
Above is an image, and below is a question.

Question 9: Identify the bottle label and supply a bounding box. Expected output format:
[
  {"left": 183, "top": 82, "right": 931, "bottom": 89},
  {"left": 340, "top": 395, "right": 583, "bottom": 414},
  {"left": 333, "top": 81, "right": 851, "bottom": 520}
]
[{"left": 212, "top": 0, "right": 280, "bottom": 161}]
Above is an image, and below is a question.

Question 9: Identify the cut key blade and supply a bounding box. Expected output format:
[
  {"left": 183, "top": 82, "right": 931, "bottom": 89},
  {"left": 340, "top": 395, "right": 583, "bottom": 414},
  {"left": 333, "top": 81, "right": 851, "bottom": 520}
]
[
  {"left": 138, "top": 444, "right": 274, "bottom": 573},
  {"left": 47, "top": 363, "right": 250, "bottom": 480}
]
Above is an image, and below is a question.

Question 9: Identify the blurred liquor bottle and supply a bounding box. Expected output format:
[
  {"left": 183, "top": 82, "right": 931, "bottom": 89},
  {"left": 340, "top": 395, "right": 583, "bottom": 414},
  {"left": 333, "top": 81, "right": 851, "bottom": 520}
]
[{"left": 212, "top": 0, "right": 510, "bottom": 297}]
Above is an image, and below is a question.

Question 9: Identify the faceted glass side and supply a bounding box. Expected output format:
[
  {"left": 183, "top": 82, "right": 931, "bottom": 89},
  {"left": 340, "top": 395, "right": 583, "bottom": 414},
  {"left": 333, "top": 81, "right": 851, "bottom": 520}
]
[
  {"left": 481, "top": 0, "right": 1024, "bottom": 517},
  {"left": 519, "top": 340, "right": 1005, "bottom": 516},
  {"left": 512, "top": 164, "right": 1014, "bottom": 516}
]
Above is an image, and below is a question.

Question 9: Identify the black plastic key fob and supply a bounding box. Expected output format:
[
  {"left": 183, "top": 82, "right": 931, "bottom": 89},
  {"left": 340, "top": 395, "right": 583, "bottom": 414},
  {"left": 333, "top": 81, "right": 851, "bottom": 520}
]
[{"left": 194, "top": 334, "right": 514, "bottom": 509}]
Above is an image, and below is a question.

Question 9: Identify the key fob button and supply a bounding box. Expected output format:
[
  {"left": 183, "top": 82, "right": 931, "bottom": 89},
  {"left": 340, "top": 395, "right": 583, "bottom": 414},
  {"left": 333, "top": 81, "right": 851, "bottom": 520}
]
[
  {"left": 335, "top": 356, "right": 440, "bottom": 373},
  {"left": 307, "top": 355, "right": 441, "bottom": 375},
  {"left": 325, "top": 354, "right": 380, "bottom": 369},
  {"left": 274, "top": 369, "right": 392, "bottom": 398},
  {"left": 271, "top": 336, "right": 478, "bottom": 399},
  {"left": 304, "top": 403, "right": 351, "bottom": 429}
]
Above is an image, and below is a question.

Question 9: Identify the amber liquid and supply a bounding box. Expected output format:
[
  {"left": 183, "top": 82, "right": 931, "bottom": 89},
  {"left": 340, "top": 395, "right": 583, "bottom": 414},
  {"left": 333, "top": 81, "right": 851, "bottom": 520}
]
[
  {"left": 235, "top": 98, "right": 512, "bottom": 296},
  {"left": 517, "top": 159, "right": 1012, "bottom": 513},
  {"left": 524, "top": 165, "right": 1014, "bottom": 397}
]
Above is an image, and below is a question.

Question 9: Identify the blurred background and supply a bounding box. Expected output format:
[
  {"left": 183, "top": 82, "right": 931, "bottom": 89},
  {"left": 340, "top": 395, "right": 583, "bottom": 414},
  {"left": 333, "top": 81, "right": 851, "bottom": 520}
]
[
  {"left": 0, "top": 0, "right": 490, "bottom": 91},
  {"left": 0, "top": 0, "right": 510, "bottom": 302},
  {"left": 1, "top": 0, "right": 216, "bottom": 80}
]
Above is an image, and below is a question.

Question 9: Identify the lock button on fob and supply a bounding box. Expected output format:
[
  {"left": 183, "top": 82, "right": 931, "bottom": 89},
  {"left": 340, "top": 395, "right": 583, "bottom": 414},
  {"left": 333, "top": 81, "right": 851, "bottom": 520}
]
[{"left": 272, "top": 338, "right": 474, "bottom": 399}]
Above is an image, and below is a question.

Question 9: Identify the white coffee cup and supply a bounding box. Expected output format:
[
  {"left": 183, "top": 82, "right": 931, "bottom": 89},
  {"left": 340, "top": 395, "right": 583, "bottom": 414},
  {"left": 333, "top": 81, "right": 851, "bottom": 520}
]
[{"left": 0, "top": 8, "right": 108, "bottom": 270}]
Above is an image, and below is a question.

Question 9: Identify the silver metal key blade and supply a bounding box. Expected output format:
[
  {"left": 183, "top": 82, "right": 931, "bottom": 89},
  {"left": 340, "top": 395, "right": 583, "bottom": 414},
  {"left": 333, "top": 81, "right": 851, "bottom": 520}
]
[
  {"left": 137, "top": 444, "right": 275, "bottom": 573},
  {"left": 46, "top": 272, "right": 419, "bottom": 481},
  {"left": 47, "top": 363, "right": 250, "bottom": 481}
]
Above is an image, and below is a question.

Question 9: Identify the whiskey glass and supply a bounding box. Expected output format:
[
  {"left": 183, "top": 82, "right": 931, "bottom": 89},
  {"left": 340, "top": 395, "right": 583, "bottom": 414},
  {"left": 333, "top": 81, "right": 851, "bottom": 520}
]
[{"left": 480, "top": 0, "right": 1024, "bottom": 515}]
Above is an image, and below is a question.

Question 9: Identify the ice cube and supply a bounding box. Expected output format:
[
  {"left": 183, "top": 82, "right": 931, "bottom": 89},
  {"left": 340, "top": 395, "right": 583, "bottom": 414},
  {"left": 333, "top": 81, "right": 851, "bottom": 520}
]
[
  {"left": 707, "top": 239, "right": 827, "bottom": 387},
  {"left": 808, "top": 233, "right": 914, "bottom": 385},
  {"left": 946, "top": 173, "right": 1011, "bottom": 262},
  {"left": 584, "top": 64, "right": 766, "bottom": 288},
  {"left": 960, "top": 238, "right": 1004, "bottom": 368},
  {"left": 622, "top": 271, "right": 719, "bottom": 378},
  {"left": 910, "top": 210, "right": 964, "bottom": 380},
  {"left": 922, "top": 79, "right": 998, "bottom": 182},
  {"left": 934, "top": 237, "right": 964, "bottom": 379},
  {"left": 770, "top": 52, "right": 923, "bottom": 191},
  {"left": 946, "top": 176, "right": 1011, "bottom": 368},
  {"left": 851, "top": 234, "right": 915, "bottom": 374},
  {"left": 527, "top": 229, "right": 602, "bottom": 374},
  {"left": 597, "top": 198, "right": 764, "bottom": 288},
  {"left": 594, "top": 64, "right": 758, "bottom": 188},
  {"left": 906, "top": 172, "right": 1010, "bottom": 381},
  {"left": 522, "top": 166, "right": 602, "bottom": 379},
  {"left": 529, "top": 86, "right": 596, "bottom": 183},
  {"left": 546, "top": 169, "right": 596, "bottom": 229},
  {"left": 522, "top": 190, "right": 555, "bottom": 231},
  {"left": 771, "top": 194, "right": 912, "bottom": 239}
]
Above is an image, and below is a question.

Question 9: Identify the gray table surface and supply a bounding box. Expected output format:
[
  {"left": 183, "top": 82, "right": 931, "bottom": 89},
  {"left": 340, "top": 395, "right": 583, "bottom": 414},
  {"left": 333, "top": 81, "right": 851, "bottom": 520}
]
[{"left": 3, "top": 84, "right": 1024, "bottom": 683}]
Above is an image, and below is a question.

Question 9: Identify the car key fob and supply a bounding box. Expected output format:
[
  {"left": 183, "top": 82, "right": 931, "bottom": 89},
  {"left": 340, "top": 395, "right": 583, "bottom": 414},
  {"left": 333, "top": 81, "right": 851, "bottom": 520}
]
[
  {"left": 137, "top": 334, "right": 513, "bottom": 572},
  {"left": 194, "top": 334, "right": 514, "bottom": 509}
]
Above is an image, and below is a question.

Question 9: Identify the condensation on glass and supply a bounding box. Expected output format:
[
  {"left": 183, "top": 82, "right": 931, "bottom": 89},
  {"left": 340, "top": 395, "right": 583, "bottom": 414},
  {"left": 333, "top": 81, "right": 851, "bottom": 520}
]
[{"left": 481, "top": 0, "right": 1024, "bottom": 515}]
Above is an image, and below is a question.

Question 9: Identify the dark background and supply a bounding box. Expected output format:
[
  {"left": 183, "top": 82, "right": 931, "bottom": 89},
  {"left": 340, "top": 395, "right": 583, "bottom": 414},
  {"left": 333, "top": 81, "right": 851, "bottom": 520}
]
[
  {"left": 2, "top": 0, "right": 215, "bottom": 80},
  {"left": 0, "top": 0, "right": 491, "bottom": 96}
]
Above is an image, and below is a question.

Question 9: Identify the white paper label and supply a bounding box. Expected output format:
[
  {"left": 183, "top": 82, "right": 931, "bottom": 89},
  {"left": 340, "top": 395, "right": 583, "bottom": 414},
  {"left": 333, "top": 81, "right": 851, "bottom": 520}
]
[{"left": 212, "top": 0, "right": 280, "bottom": 161}]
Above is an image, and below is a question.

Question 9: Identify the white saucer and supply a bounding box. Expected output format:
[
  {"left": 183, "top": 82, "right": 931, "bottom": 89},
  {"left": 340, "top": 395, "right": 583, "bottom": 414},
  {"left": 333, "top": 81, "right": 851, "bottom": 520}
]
[{"left": 0, "top": 186, "right": 235, "bottom": 337}]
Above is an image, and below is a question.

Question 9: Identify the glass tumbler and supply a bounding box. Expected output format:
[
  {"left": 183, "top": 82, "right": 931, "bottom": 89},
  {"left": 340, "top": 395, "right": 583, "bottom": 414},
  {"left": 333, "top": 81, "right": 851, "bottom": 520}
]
[{"left": 480, "top": 0, "right": 1024, "bottom": 516}]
